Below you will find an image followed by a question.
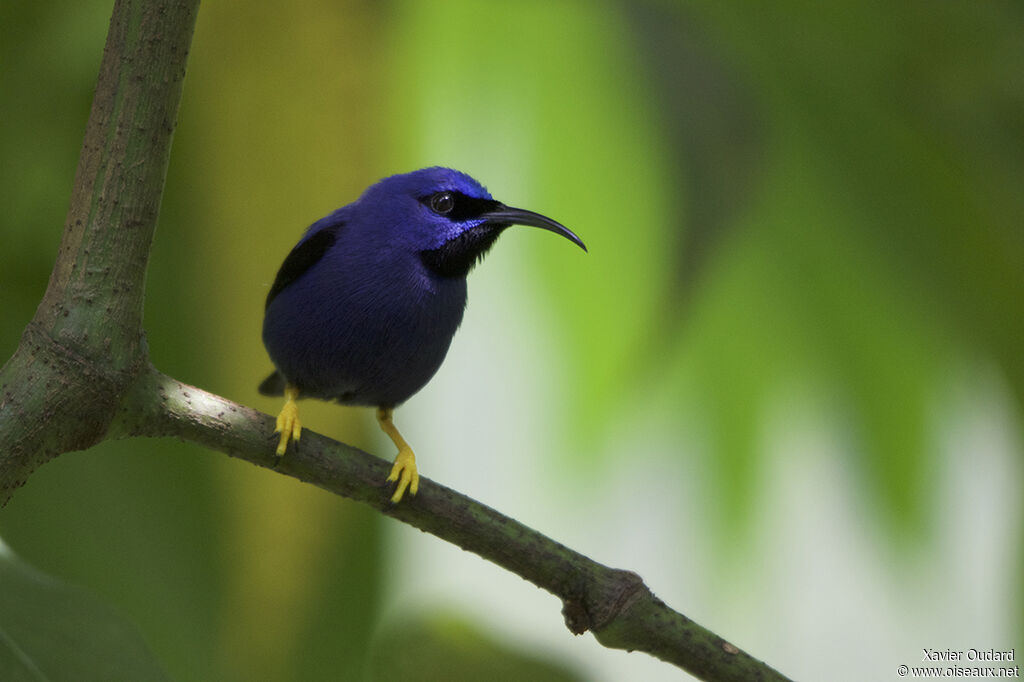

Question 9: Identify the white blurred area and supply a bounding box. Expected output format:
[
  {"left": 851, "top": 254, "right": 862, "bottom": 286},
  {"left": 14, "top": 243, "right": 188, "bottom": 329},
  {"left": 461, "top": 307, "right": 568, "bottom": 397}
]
[{"left": 378, "top": 250, "right": 1022, "bottom": 682}]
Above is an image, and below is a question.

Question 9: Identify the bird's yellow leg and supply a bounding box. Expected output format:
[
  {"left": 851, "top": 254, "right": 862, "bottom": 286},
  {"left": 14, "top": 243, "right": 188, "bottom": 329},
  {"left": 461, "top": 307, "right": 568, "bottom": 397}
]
[
  {"left": 275, "top": 385, "right": 302, "bottom": 456},
  {"left": 377, "top": 407, "right": 419, "bottom": 503}
]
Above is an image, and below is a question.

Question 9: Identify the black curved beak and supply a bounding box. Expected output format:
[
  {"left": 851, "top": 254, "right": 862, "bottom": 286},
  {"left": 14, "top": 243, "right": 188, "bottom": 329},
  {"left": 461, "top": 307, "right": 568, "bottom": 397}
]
[{"left": 484, "top": 204, "right": 587, "bottom": 252}]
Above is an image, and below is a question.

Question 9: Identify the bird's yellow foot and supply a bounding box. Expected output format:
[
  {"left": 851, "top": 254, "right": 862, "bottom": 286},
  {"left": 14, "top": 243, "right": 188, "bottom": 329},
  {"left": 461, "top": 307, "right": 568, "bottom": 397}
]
[
  {"left": 377, "top": 406, "right": 419, "bottom": 503},
  {"left": 275, "top": 385, "right": 302, "bottom": 456},
  {"left": 386, "top": 447, "right": 419, "bottom": 504}
]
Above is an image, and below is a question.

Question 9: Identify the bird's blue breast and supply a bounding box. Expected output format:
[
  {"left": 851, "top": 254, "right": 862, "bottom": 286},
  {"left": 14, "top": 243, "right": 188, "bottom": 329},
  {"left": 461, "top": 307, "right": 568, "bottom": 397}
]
[{"left": 262, "top": 222, "right": 468, "bottom": 407}]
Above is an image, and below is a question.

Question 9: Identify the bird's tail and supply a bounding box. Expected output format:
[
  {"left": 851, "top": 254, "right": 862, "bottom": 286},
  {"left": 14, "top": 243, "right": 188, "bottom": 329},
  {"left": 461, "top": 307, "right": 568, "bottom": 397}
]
[{"left": 258, "top": 371, "right": 286, "bottom": 396}]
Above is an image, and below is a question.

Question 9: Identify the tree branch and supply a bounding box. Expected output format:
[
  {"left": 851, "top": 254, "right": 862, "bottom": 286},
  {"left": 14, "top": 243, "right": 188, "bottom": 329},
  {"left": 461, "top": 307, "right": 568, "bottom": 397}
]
[
  {"left": 0, "top": 0, "right": 794, "bottom": 680},
  {"left": 0, "top": 0, "right": 199, "bottom": 497},
  {"left": 110, "top": 366, "right": 792, "bottom": 681}
]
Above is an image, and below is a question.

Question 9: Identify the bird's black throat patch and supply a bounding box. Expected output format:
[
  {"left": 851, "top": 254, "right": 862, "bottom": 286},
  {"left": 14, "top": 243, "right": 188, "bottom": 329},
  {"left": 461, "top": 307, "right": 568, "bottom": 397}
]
[
  {"left": 265, "top": 224, "right": 343, "bottom": 309},
  {"left": 420, "top": 223, "right": 507, "bottom": 279}
]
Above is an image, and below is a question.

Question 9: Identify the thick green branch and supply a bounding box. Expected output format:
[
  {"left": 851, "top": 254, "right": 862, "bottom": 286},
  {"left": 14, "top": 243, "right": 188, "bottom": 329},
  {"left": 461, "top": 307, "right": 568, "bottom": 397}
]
[
  {"left": 0, "top": 0, "right": 199, "bottom": 501},
  {"left": 41, "top": 0, "right": 197, "bottom": 356},
  {"left": 109, "top": 366, "right": 793, "bottom": 682}
]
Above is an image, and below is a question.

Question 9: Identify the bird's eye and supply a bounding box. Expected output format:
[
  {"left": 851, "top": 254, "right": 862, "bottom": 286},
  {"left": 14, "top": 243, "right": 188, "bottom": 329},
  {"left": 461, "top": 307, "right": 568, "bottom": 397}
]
[{"left": 429, "top": 191, "right": 455, "bottom": 215}]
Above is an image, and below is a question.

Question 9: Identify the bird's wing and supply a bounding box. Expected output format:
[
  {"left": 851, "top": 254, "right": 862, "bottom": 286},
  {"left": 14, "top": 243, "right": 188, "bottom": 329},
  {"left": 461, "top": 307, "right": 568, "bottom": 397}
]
[{"left": 264, "top": 223, "right": 344, "bottom": 310}]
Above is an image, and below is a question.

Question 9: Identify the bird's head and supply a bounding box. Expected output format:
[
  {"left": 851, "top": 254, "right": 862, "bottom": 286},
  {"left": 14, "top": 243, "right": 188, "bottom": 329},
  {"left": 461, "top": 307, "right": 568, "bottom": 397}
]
[{"left": 356, "top": 167, "right": 586, "bottom": 278}]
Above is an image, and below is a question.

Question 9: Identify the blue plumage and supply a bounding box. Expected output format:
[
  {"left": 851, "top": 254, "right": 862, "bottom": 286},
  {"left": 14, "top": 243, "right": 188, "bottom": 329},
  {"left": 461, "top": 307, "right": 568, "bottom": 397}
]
[{"left": 259, "top": 167, "right": 585, "bottom": 501}]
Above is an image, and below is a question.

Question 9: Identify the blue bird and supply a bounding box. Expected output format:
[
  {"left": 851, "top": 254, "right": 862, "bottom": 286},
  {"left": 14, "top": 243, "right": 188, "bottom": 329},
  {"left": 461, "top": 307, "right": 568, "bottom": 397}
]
[{"left": 260, "top": 167, "right": 586, "bottom": 502}]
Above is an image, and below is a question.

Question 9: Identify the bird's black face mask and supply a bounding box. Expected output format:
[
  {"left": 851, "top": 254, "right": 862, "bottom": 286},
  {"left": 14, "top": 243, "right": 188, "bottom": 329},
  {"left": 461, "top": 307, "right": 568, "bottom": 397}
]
[{"left": 418, "top": 191, "right": 585, "bottom": 279}]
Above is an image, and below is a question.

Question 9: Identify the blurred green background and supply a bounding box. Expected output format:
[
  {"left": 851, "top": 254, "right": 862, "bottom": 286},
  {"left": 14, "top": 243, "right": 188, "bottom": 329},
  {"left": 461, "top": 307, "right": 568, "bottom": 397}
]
[{"left": 1, "top": 0, "right": 1022, "bottom": 680}]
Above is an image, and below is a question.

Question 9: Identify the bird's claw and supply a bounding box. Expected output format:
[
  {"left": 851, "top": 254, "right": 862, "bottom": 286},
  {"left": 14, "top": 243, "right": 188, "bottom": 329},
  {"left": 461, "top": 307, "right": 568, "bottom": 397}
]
[
  {"left": 274, "top": 394, "right": 302, "bottom": 456},
  {"left": 387, "top": 448, "right": 419, "bottom": 503}
]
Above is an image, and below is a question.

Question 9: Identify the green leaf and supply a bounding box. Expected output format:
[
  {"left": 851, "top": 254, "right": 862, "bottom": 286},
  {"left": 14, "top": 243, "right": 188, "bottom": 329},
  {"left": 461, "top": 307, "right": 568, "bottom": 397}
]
[{"left": 0, "top": 541, "right": 169, "bottom": 682}]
